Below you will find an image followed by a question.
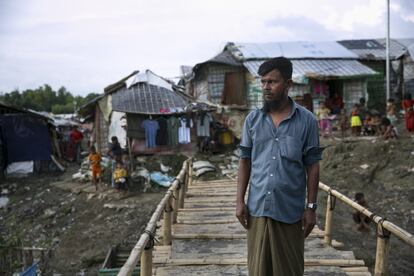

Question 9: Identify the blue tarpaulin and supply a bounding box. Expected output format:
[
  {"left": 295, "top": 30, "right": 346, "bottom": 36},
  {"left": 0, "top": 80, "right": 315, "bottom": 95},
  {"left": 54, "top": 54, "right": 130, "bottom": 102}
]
[
  {"left": 0, "top": 115, "right": 51, "bottom": 164},
  {"left": 20, "top": 262, "right": 38, "bottom": 276}
]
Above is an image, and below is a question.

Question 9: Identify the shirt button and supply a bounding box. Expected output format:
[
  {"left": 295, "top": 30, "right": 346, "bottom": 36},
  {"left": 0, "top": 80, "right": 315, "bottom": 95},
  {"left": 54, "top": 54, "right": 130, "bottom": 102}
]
[
  {"left": 267, "top": 191, "right": 271, "bottom": 195},
  {"left": 275, "top": 138, "right": 279, "bottom": 141},
  {"left": 272, "top": 156, "right": 276, "bottom": 159},
  {"left": 270, "top": 174, "right": 273, "bottom": 176}
]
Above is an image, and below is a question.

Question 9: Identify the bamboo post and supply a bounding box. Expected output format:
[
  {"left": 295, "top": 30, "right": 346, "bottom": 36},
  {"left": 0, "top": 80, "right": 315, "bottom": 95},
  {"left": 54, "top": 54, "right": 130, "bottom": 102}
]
[
  {"left": 163, "top": 198, "right": 172, "bottom": 245},
  {"left": 172, "top": 187, "right": 179, "bottom": 223},
  {"left": 374, "top": 222, "right": 391, "bottom": 276},
  {"left": 178, "top": 175, "right": 186, "bottom": 209},
  {"left": 140, "top": 247, "right": 153, "bottom": 276},
  {"left": 188, "top": 158, "right": 193, "bottom": 187},
  {"left": 324, "top": 193, "right": 335, "bottom": 246}
]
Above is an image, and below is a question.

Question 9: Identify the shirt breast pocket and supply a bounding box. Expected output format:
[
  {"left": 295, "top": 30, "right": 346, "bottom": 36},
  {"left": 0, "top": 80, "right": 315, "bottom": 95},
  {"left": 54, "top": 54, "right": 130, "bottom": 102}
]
[{"left": 280, "top": 136, "right": 303, "bottom": 163}]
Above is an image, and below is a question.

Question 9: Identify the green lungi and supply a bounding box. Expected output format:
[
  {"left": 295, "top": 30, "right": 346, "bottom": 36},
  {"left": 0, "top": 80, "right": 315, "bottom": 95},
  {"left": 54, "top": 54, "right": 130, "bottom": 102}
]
[{"left": 247, "top": 216, "right": 304, "bottom": 276}]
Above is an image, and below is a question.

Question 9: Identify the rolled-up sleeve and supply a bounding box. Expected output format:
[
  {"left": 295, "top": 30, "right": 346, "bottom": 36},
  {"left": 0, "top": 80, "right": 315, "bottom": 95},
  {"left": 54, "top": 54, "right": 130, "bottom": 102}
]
[
  {"left": 239, "top": 114, "right": 252, "bottom": 159},
  {"left": 303, "top": 117, "right": 323, "bottom": 166}
]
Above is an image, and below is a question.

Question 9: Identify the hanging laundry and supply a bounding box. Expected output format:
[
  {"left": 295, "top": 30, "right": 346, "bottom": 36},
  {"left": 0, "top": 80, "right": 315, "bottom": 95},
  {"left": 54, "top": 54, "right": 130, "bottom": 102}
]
[
  {"left": 167, "top": 116, "right": 180, "bottom": 146},
  {"left": 141, "top": 119, "right": 159, "bottom": 148},
  {"left": 178, "top": 117, "right": 193, "bottom": 144},
  {"left": 196, "top": 113, "right": 213, "bottom": 137},
  {"left": 156, "top": 117, "right": 168, "bottom": 146}
]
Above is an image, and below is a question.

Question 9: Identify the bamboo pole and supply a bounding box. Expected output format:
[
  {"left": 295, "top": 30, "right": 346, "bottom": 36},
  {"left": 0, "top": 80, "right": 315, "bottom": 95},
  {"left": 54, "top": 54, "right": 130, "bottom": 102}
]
[
  {"left": 151, "top": 257, "right": 365, "bottom": 266},
  {"left": 163, "top": 198, "right": 172, "bottom": 245},
  {"left": 140, "top": 247, "right": 152, "bottom": 276},
  {"left": 118, "top": 160, "right": 189, "bottom": 276},
  {"left": 188, "top": 158, "right": 193, "bottom": 187},
  {"left": 178, "top": 174, "right": 186, "bottom": 209},
  {"left": 172, "top": 188, "right": 179, "bottom": 223},
  {"left": 319, "top": 182, "right": 414, "bottom": 247},
  {"left": 374, "top": 224, "right": 391, "bottom": 276},
  {"left": 324, "top": 193, "right": 334, "bottom": 246}
]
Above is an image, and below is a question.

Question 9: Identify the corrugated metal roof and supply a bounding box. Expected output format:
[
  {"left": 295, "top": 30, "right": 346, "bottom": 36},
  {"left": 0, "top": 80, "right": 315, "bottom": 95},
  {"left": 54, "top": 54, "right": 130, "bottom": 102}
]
[
  {"left": 244, "top": 59, "right": 378, "bottom": 83},
  {"left": 230, "top": 41, "right": 357, "bottom": 59},
  {"left": 338, "top": 38, "right": 410, "bottom": 60},
  {"left": 111, "top": 83, "right": 189, "bottom": 115}
]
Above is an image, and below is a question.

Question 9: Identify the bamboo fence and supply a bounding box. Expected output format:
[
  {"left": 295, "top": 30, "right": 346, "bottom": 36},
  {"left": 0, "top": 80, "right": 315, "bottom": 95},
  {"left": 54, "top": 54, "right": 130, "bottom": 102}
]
[{"left": 117, "top": 159, "right": 191, "bottom": 276}]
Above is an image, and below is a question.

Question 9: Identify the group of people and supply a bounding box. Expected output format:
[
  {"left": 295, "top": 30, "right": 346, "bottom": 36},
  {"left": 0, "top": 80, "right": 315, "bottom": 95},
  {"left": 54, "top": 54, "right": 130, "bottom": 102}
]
[
  {"left": 88, "top": 136, "right": 129, "bottom": 194},
  {"left": 315, "top": 95, "right": 414, "bottom": 139}
]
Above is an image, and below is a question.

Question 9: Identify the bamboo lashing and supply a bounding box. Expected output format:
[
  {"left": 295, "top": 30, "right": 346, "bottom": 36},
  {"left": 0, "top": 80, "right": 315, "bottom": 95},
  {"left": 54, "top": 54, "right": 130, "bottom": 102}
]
[{"left": 118, "top": 159, "right": 190, "bottom": 276}]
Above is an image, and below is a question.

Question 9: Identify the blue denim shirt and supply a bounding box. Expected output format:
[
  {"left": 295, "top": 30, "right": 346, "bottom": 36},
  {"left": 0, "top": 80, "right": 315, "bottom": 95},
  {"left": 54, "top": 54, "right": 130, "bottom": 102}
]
[{"left": 240, "top": 99, "right": 322, "bottom": 223}]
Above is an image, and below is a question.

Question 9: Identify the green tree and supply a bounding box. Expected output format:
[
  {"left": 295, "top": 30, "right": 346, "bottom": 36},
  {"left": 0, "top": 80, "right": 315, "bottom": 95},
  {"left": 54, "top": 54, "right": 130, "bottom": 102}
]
[{"left": 0, "top": 85, "right": 99, "bottom": 114}]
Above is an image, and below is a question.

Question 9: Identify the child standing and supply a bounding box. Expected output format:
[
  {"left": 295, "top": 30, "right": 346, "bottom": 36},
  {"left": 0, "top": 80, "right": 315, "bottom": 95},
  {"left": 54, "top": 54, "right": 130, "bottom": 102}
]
[
  {"left": 350, "top": 104, "right": 362, "bottom": 136},
  {"left": 88, "top": 146, "right": 102, "bottom": 191},
  {"left": 316, "top": 101, "right": 331, "bottom": 136},
  {"left": 352, "top": 193, "right": 370, "bottom": 232},
  {"left": 113, "top": 162, "right": 128, "bottom": 193}
]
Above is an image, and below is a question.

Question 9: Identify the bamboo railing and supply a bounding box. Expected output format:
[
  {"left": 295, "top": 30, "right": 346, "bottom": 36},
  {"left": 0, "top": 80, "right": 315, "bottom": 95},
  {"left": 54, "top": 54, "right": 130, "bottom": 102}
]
[
  {"left": 319, "top": 182, "right": 414, "bottom": 276},
  {"left": 118, "top": 158, "right": 192, "bottom": 276}
]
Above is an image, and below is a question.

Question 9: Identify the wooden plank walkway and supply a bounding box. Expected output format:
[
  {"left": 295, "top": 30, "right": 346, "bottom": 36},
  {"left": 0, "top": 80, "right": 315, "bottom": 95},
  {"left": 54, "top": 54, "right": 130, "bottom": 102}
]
[{"left": 151, "top": 179, "right": 371, "bottom": 276}]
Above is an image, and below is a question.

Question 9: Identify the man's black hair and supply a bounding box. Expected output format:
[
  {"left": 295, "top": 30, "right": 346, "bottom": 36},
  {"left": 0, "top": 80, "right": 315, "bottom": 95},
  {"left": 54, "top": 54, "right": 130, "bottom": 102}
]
[{"left": 258, "top": 57, "right": 293, "bottom": 80}]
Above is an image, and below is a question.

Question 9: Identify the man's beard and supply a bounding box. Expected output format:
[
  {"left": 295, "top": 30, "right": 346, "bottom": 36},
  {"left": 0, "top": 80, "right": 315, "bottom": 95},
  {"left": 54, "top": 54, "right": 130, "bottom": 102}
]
[{"left": 263, "top": 99, "right": 284, "bottom": 113}]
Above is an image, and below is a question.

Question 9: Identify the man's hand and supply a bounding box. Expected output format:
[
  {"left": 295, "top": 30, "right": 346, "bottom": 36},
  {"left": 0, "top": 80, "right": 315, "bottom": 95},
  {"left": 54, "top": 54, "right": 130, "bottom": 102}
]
[
  {"left": 236, "top": 202, "right": 249, "bottom": 229},
  {"left": 302, "top": 209, "right": 316, "bottom": 238}
]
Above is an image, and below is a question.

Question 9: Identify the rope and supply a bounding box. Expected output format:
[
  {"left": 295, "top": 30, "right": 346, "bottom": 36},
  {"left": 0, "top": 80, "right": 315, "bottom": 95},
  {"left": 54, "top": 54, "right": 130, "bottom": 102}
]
[
  {"left": 175, "top": 177, "right": 183, "bottom": 190},
  {"left": 329, "top": 192, "right": 336, "bottom": 211},
  {"left": 142, "top": 230, "right": 158, "bottom": 249},
  {"left": 377, "top": 218, "right": 391, "bottom": 239}
]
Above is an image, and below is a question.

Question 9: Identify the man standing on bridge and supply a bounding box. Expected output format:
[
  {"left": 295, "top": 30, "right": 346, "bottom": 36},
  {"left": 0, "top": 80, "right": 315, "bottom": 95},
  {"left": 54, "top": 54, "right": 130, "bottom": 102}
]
[{"left": 236, "top": 57, "right": 322, "bottom": 275}]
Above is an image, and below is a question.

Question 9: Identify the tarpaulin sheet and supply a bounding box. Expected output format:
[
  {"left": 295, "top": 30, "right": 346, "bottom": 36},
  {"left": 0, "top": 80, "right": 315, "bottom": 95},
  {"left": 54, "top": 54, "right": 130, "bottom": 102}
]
[
  {"left": 0, "top": 115, "right": 51, "bottom": 164},
  {"left": 20, "top": 262, "right": 38, "bottom": 276}
]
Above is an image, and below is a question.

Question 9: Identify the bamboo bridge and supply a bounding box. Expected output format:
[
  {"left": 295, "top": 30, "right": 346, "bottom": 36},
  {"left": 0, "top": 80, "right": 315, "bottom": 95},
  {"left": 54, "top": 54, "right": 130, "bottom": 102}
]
[{"left": 114, "top": 159, "right": 414, "bottom": 276}]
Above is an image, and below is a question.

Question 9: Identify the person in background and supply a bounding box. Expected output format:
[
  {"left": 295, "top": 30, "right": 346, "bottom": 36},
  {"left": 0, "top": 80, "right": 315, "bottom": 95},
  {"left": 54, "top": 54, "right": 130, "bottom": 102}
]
[
  {"left": 404, "top": 105, "right": 414, "bottom": 133},
  {"left": 350, "top": 104, "right": 362, "bottom": 136},
  {"left": 316, "top": 101, "right": 331, "bottom": 137},
  {"left": 381, "top": 117, "right": 398, "bottom": 140},
  {"left": 88, "top": 146, "right": 102, "bottom": 192},
  {"left": 327, "top": 92, "right": 343, "bottom": 114},
  {"left": 359, "top": 97, "right": 368, "bottom": 123},
  {"left": 352, "top": 193, "right": 370, "bottom": 232},
  {"left": 113, "top": 161, "right": 128, "bottom": 194},
  {"left": 70, "top": 126, "right": 83, "bottom": 163},
  {"left": 386, "top": 98, "right": 397, "bottom": 126},
  {"left": 108, "top": 136, "right": 123, "bottom": 188},
  {"left": 402, "top": 93, "right": 414, "bottom": 133}
]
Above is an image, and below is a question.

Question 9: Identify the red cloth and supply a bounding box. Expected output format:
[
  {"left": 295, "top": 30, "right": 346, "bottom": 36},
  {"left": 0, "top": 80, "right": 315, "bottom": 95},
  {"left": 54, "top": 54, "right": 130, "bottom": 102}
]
[
  {"left": 70, "top": 130, "right": 83, "bottom": 144},
  {"left": 402, "top": 99, "right": 413, "bottom": 110},
  {"left": 405, "top": 110, "right": 414, "bottom": 132}
]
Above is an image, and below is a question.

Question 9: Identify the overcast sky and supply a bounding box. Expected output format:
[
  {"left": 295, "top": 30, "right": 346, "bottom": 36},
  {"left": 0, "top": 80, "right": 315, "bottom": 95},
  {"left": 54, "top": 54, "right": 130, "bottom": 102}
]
[{"left": 1, "top": 0, "right": 413, "bottom": 96}]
